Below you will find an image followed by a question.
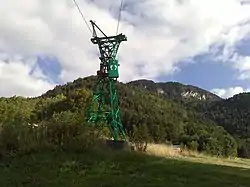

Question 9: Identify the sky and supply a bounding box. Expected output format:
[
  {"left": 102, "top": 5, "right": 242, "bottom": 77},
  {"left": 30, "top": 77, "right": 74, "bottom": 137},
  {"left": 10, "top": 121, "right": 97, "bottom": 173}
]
[{"left": 0, "top": 0, "right": 250, "bottom": 99}]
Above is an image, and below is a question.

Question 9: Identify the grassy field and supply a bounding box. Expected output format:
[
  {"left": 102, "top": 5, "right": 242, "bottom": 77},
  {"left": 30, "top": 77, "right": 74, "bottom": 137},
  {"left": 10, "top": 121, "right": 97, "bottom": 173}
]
[
  {"left": 146, "top": 143, "right": 250, "bottom": 169},
  {"left": 0, "top": 148, "right": 250, "bottom": 187}
]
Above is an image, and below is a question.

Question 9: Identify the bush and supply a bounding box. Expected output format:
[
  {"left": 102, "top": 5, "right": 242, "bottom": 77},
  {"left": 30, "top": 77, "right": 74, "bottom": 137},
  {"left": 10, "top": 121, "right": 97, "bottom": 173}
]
[
  {"left": 128, "top": 124, "right": 152, "bottom": 152},
  {"left": 0, "top": 111, "right": 101, "bottom": 156},
  {"left": 187, "top": 141, "right": 199, "bottom": 151}
]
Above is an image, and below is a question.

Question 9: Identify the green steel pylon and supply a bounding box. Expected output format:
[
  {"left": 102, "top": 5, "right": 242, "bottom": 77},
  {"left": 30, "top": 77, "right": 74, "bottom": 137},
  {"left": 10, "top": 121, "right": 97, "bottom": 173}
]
[{"left": 86, "top": 20, "right": 127, "bottom": 141}]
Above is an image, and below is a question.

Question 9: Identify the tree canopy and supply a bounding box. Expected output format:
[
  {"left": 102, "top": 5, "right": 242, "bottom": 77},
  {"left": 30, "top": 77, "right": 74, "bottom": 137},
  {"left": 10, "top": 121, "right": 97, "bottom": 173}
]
[{"left": 0, "top": 76, "right": 247, "bottom": 158}]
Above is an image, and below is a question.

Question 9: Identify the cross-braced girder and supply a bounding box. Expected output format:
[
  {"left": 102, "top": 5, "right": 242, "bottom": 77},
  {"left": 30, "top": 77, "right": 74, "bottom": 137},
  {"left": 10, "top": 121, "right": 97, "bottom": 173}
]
[{"left": 87, "top": 20, "right": 127, "bottom": 141}]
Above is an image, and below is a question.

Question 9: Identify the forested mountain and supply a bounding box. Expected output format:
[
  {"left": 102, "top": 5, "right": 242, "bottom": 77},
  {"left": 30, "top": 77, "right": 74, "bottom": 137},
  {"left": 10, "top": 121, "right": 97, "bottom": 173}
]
[
  {"left": 127, "top": 79, "right": 250, "bottom": 158},
  {"left": 40, "top": 76, "right": 239, "bottom": 156},
  {"left": 191, "top": 93, "right": 250, "bottom": 157},
  {"left": 128, "top": 79, "right": 222, "bottom": 103},
  {"left": 193, "top": 93, "right": 250, "bottom": 138},
  {"left": 0, "top": 76, "right": 249, "bottom": 158}
]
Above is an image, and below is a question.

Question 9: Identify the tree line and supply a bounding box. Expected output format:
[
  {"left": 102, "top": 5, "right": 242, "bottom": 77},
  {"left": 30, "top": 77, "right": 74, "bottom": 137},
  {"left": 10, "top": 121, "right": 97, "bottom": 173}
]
[{"left": 0, "top": 76, "right": 241, "bottom": 158}]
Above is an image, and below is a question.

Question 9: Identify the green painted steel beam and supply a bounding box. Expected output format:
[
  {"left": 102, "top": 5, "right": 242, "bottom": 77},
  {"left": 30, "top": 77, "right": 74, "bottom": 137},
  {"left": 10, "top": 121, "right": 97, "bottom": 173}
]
[{"left": 86, "top": 21, "right": 127, "bottom": 141}]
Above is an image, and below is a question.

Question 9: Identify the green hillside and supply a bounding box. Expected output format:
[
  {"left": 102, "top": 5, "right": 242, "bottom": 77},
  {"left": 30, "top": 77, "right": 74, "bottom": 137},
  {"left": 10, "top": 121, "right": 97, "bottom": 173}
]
[
  {"left": 192, "top": 92, "right": 250, "bottom": 158},
  {"left": 126, "top": 79, "right": 250, "bottom": 158},
  {"left": 41, "top": 76, "right": 237, "bottom": 156},
  {"left": 197, "top": 92, "right": 250, "bottom": 138},
  {"left": 0, "top": 76, "right": 250, "bottom": 186},
  {"left": 0, "top": 76, "right": 237, "bottom": 158}
]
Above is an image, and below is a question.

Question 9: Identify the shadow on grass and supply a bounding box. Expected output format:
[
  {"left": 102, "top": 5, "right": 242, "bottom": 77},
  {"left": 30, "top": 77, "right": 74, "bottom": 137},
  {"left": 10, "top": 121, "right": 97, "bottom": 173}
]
[{"left": 0, "top": 149, "right": 249, "bottom": 187}]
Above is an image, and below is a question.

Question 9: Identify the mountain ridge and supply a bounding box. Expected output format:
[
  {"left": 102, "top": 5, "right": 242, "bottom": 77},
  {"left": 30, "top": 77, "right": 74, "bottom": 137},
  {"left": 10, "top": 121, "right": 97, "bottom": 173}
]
[{"left": 127, "top": 79, "right": 222, "bottom": 103}]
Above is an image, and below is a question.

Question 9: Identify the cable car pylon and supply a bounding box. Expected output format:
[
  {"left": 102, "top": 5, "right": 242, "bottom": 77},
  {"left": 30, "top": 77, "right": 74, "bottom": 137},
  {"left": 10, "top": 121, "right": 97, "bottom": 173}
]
[{"left": 86, "top": 20, "right": 127, "bottom": 141}]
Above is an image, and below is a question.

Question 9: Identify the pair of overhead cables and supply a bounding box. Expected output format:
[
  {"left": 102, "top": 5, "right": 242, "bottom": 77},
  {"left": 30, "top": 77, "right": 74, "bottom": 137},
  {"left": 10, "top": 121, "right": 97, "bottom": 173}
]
[{"left": 71, "top": 0, "right": 125, "bottom": 35}]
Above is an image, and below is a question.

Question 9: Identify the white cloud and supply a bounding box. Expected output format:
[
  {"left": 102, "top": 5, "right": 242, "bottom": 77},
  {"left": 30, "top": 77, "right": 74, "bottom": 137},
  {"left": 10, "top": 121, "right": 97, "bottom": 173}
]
[
  {"left": 233, "top": 55, "right": 250, "bottom": 79},
  {"left": 215, "top": 48, "right": 250, "bottom": 80},
  {"left": 0, "top": 54, "right": 54, "bottom": 97},
  {"left": 211, "top": 86, "right": 250, "bottom": 98},
  {"left": 1, "top": 0, "right": 250, "bottom": 96}
]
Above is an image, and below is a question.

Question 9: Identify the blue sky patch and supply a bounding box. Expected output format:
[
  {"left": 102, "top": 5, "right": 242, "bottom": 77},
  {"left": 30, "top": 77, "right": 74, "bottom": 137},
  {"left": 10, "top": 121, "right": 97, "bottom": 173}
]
[
  {"left": 156, "top": 53, "right": 246, "bottom": 90},
  {"left": 235, "top": 38, "right": 250, "bottom": 56},
  {"left": 33, "top": 56, "right": 63, "bottom": 84}
]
